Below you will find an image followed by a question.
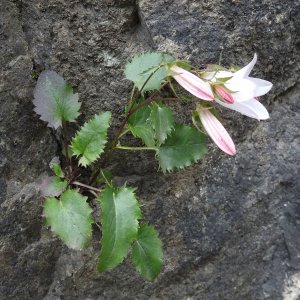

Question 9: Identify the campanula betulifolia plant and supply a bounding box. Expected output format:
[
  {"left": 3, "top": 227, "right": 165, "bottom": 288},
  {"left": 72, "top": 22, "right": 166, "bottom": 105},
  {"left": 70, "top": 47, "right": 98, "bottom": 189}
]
[{"left": 33, "top": 52, "right": 272, "bottom": 280}]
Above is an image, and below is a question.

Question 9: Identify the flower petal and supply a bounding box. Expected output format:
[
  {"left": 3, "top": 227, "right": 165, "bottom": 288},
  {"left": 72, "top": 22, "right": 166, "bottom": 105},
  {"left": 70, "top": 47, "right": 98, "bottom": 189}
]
[
  {"left": 215, "top": 70, "right": 234, "bottom": 79},
  {"left": 216, "top": 98, "right": 269, "bottom": 120},
  {"left": 247, "top": 77, "right": 273, "bottom": 96},
  {"left": 233, "top": 53, "right": 257, "bottom": 78},
  {"left": 171, "top": 66, "right": 214, "bottom": 101},
  {"left": 198, "top": 109, "right": 236, "bottom": 156},
  {"left": 225, "top": 78, "right": 257, "bottom": 102}
]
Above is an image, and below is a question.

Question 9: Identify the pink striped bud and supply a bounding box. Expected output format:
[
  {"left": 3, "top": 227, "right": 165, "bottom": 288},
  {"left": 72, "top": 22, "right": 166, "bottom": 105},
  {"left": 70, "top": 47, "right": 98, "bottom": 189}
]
[
  {"left": 215, "top": 85, "right": 234, "bottom": 104},
  {"left": 170, "top": 66, "right": 214, "bottom": 101},
  {"left": 198, "top": 108, "right": 236, "bottom": 156}
]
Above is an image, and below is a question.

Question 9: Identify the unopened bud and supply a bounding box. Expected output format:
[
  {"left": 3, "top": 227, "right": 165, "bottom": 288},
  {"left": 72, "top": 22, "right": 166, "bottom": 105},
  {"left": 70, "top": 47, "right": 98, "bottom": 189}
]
[
  {"left": 198, "top": 108, "right": 236, "bottom": 156},
  {"left": 215, "top": 86, "right": 234, "bottom": 104}
]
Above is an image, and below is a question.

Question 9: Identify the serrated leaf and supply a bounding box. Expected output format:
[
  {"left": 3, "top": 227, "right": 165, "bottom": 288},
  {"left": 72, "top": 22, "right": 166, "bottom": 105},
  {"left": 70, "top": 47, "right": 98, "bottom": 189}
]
[
  {"left": 157, "top": 124, "right": 207, "bottom": 172},
  {"left": 71, "top": 112, "right": 111, "bottom": 167},
  {"left": 124, "top": 52, "right": 175, "bottom": 92},
  {"left": 33, "top": 70, "right": 81, "bottom": 129},
  {"left": 128, "top": 104, "right": 155, "bottom": 147},
  {"left": 132, "top": 224, "right": 163, "bottom": 281},
  {"left": 40, "top": 176, "right": 67, "bottom": 197},
  {"left": 150, "top": 103, "right": 174, "bottom": 145},
  {"left": 44, "top": 189, "right": 93, "bottom": 250},
  {"left": 131, "top": 125, "right": 155, "bottom": 148},
  {"left": 98, "top": 186, "right": 141, "bottom": 272}
]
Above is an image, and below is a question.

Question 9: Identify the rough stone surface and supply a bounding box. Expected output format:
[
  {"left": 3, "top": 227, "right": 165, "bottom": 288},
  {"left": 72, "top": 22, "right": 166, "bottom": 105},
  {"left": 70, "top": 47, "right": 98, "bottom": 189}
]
[{"left": 0, "top": 0, "right": 299, "bottom": 299}]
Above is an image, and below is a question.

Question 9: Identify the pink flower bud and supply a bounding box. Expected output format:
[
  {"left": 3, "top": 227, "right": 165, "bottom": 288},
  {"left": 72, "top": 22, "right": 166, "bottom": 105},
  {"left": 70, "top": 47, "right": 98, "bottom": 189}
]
[
  {"left": 198, "top": 108, "right": 236, "bottom": 156},
  {"left": 170, "top": 66, "right": 214, "bottom": 101},
  {"left": 215, "top": 85, "right": 234, "bottom": 104}
]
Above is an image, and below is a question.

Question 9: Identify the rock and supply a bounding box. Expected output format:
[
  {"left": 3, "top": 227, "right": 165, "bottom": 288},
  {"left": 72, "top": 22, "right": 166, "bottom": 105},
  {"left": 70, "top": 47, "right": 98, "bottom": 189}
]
[
  {"left": 139, "top": 0, "right": 300, "bottom": 100},
  {"left": 0, "top": 0, "right": 299, "bottom": 299}
]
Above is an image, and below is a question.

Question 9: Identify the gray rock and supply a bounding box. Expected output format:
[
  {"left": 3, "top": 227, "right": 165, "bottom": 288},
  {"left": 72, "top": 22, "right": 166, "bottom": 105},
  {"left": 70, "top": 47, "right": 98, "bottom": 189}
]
[{"left": 0, "top": 0, "right": 299, "bottom": 299}]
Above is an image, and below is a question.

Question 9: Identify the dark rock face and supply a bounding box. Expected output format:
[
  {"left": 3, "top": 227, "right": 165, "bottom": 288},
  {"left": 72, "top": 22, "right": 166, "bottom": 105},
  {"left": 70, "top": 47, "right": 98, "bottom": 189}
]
[
  {"left": 0, "top": 0, "right": 299, "bottom": 299},
  {"left": 139, "top": 0, "right": 300, "bottom": 99}
]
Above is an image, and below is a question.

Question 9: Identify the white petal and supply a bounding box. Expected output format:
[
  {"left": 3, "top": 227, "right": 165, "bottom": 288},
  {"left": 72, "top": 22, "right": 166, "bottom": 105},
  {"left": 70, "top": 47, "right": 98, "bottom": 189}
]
[
  {"left": 225, "top": 78, "right": 257, "bottom": 102},
  {"left": 247, "top": 77, "right": 273, "bottom": 96},
  {"left": 215, "top": 70, "right": 234, "bottom": 79},
  {"left": 233, "top": 53, "right": 257, "bottom": 78},
  {"left": 216, "top": 98, "right": 269, "bottom": 120}
]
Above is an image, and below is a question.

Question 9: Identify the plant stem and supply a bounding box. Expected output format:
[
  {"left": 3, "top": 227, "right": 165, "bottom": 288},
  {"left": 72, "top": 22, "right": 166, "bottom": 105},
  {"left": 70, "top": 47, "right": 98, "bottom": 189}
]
[
  {"left": 168, "top": 79, "right": 181, "bottom": 99},
  {"left": 139, "top": 66, "right": 160, "bottom": 95},
  {"left": 111, "top": 91, "right": 159, "bottom": 149},
  {"left": 126, "top": 66, "right": 160, "bottom": 114},
  {"left": 100, "top": 169, "right": 112, "bottom": 187},
  {"left": 126, "top": 86, "right": 137, "bottom": 114},
  {"left": 62, "top": 121, "right": 72, "bottom": 177},
  {"left": 72, "top": 181, "right": 102, "bottom": 192},
  {"left": 118, "top": 128, "right": 130, "bottom": 139},
  {"left": 116, "top": 145, "right": 157, "bottom": 151},
  {"left": 89, "top": 81, "right": 168, "bottom": 186}
]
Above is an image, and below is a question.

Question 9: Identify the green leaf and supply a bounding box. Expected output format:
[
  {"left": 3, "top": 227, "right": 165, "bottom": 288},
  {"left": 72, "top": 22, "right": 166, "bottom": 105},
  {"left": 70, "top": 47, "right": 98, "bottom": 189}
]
[
  {"left": 124, "top": 52, "right": 175, "bottom": 92},
  {"left": 71, "top": 112, "right": 111, "bottom": 167},
  {"left": 51, "top": 163, "right": 64, "bottom": 178},
  {"left": 150, "top": 103, "right": 174, "bottom": 145},
  {"left": 44, "top": 189, "right": 93, "bottom": 250},
  {"left": 33, "top": 71, "right": 81, "bottom": 129},
  {"left": 98, "top": 186, "right": 141, "bottom": 272},
  {"left": 132, "top": 224, "right": 163, "bottom": 281},
  {"left": 128, "top": 104, "right": 155, "bottom": 147},
  {"left": 157, "top": 124, "right": 207, "bottom": 172},
  {"left": 41, "top": 176, "right": 68, "bottom": 197}
]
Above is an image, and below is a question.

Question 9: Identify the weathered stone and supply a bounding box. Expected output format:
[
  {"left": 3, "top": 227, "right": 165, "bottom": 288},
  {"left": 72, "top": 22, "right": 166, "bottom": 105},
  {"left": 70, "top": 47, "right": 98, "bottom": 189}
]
[
  {"left": 139, "top": 0, "right": 300, "bottom": 100},
  {"left": 0, "top": 0, "right": 299, "bottom": 299}
]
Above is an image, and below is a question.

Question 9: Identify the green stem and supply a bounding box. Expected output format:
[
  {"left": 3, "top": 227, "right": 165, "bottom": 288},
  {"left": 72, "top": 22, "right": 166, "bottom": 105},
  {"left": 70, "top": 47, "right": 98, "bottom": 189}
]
[
  {"left": 118, "top": 128, "right": 130, "bottom": 139},
  {"left": 116, "top": 145, "right": 157, "bottom": 151},
  {"left": 62, "top": 121, "right": 72, "bottom": 177},
  {"left": 100, "top": 169, "right": 112, "bottom": 187},
  {"left": 168, "top": 79, "right": 181, "bottom": 99},
  {"left": 139, "top": 66, "right": 160, "bottom": 95},
  {"left": 126, "top": 86, "right": 137, "bottom": 114},
  {"left": 110, "top": 84, "right": 166, "bottom": 150},
  {"left": 89, "top": 81, "right": 167, "bottom": 186},
  {"left": 126, "top": 66, "right": 160, "bottom": 114}
]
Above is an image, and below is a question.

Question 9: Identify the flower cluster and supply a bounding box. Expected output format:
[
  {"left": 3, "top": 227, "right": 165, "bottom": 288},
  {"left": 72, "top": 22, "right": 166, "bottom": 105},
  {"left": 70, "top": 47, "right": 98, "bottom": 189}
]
[{"left": 170, "top": 54, "right": 272, "bottom": 156}]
